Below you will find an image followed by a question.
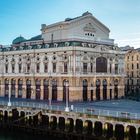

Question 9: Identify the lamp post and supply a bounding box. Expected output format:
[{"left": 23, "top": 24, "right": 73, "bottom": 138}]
[{"left": 65, "top": 80, "right": 69, "bottom": 112}]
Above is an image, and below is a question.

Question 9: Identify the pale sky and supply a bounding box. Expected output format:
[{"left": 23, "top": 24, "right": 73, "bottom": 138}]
[{"left": 0, "top": 0, "right": 140, "bottom": 48}]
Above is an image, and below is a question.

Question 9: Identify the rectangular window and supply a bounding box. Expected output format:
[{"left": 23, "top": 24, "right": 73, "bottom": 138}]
[
  {"left": 115, "top": 64, "right": 118, "bottom": 74},
  {"left": 53, "top": 63, "right": 56, "bottom": 73},
  {"left": 110, "top": 64, "right": 112, "bottom": 73},
  {"left": 12, "top": 64, "right": 15, "bottom": 73},
  {"left": 27, "top": 64, "right": 30, "bottom": 73},
  {"left": 5, "top": 64, "right": 8, "bottom": 73},
  {"left": 64, "top": 62, "right": 68, "bottom": 73},
  {"left": 137, "top": 63, "right": 139, "bottom": 69},
  {"left": 36, "top": 63, "right": 40, "bottom": 73},
  {"left": 90, "top": 63, "right": 93, "bottom": 73},
  {"left": 132, "top": 64, "right": 134, "bottom": 69},
  {"left": 44, "top": 63, "right": 48, "bottom": 73},
  {"left": 19, "top": 64, "right": 22, "bottom": 73},
  {"left": 83, "top": 63, "right": 87, "bottom": 73}
]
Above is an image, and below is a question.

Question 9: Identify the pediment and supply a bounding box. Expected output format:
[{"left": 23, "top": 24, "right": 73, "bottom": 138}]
[{"left": 83, "top": 23, "right": 96, "bottom": 32}]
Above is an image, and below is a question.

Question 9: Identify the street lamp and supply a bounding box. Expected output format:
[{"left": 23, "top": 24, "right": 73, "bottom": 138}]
[{"left": 65, "top": 80, "right": 69, "bottom": 112}]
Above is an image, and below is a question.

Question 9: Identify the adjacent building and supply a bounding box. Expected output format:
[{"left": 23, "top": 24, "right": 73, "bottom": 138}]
[
  {"left": 0, "top": 12, "right": 125, "bottom": 102},
  {"left": 125, "top": 48, "right": 140, "bottom": 95}
]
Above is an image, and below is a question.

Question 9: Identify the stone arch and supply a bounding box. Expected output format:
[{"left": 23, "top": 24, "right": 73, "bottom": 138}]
[
  {"left": 50, "top": 116, "right": 57, "bottom": 130},
  {"left": 96, "top": 79, "right": 100, "bottom": 100},
  {"left": 94, "top": 121, "right": 103, "bottom": 137},
  {"left": 96, "top": 57, "right": 107, "bottom": 73},
  {"left": 75, "top": 119, "right": 83, "bottom": 133},
  {"left": 115, "top": 124, "right": 124, "bottom": 140},
  {"left": 41, "top": 115, "right": 49, "bottom": 128},
  {"left": 66, "top": 118, "right": 74, "bottom": 132},
  {"left": 83, "top": 120, "right": 93, "bottom": 135},
  {"left": 4, "top": 110, "right": 8, "bottom": 123},
  {"left": 104, "top": 122, "right": 113, "bottom": 138},
  {"left": 83, "top": 79, "right": 88, "bottom": 101},
  {"left": 58, "top": 117, "right": 65, "bottom": 131},
  {"left": 126, "top": 125, "right": 136, "bottom": 140}
]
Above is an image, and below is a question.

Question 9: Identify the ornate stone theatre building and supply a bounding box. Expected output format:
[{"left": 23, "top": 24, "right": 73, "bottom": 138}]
[{"left": 0, "top": 12, "right": 125, "bottom": 102}]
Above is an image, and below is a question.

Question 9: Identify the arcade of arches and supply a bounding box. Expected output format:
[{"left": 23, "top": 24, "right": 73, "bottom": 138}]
[{"left": 0, "top": 77, "right": 124, "bottom": 102}]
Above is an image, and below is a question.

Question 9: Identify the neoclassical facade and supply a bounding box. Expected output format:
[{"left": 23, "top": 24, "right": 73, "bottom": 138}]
[{"left": 0, "top": 12, "right": 125, "bottom": 102}]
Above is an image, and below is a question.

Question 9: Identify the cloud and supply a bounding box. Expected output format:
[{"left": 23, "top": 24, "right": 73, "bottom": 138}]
[{"left": 115, "top": 38, "right": 140, "bottom": 48}]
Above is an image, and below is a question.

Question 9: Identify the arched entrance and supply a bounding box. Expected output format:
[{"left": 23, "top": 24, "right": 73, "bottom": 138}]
[
  {"left": 18, "top": 79, "right": 23, "bottom": 98},
  {"left": 103, "top": 79, "right": 107, "bottom": 100},
  {"left": 36, "top": 79, "right": 41, "bottom": 100},
  {"left": 43, "top": 79, "right": 49, "bottom": 100},
  {"left": 115, "top": 124, "right": 124, "bottom": 140},
  {"left": 5, "top": 79, "right": 9, "bottom": 97},
  {"left": 63, "top": 80, "right": 69, "bottom": 102},
  {"left": 52, "top": 80, "right": 57, "bottom": 101},
  {"left": 96, "top": 79, "right": 100, "bottom": 100},
  {"left": 26, "top": 79, "right": 31, "bottom": 99},
  {"left": 83, "top": 79, "right": 88, "bottom": 101},
  {"left": 114, "top": 79, "right": 118, "bottom": 99}
]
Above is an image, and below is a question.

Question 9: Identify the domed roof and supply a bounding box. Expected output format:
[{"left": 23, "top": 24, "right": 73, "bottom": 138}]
[{"left": 12, "top": 36, "right": 26, "bottom": 44}]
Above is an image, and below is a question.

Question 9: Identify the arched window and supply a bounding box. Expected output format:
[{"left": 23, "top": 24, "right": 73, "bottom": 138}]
[
  {"left": 11, "top": 79, "right": 16, "bottom": 97},
  {"left": 83, "top": 79, "right": 88, "bottom": 101},
  {"left": 103, "top": 79, "right": 107, "bottom": 100},
  {"left": 36, "top": 79, "right": 40, "bottom": 100},
  {"left": 26, "top": 79, "right": 31, "bottom": 99},
  {"left": 44, "top": 79, "right": 49, "bottom": 100},
  {"left": 5, "top": 79, "right": 9, "bottom": 97},
  {"left": 96, "top": 57, "right": 107, "bottom": 73},
  {"left": 18, "top": 79, "right": 23, "bottom": 98},
  {"left": 52, "top": 80, "right": 57, "bottom": 101},
  {"left": 96, "top": 79, "right": 100, "bottom": 100},
  {"left": 114, "top": 79, "right": 118, "bottom": 99}
]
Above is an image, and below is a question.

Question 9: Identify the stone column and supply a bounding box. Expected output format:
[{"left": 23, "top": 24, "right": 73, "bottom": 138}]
[
  {"left": 40, "top": 80, "right": 44, "bottom": 100},
  {"left": 15, "top": 83, "right": 18, "bottom": 98},
  {"left": 100, "top": 81, "right": 103, "bottom": 100},
  {"left": 22, "top": 80, "right": 26, "bottom": 99}
]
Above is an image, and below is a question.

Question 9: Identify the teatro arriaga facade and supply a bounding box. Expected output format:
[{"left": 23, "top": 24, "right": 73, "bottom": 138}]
[{"left": 0, "top": 12, "right": 125, "bottom": 102}]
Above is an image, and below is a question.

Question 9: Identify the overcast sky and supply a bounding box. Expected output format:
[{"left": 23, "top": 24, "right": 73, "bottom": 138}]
[{"left": 0, "top": 0, "right": 140, "bottom": 48}]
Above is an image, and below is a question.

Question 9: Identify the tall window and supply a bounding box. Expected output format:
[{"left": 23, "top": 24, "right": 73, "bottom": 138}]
[
  {"left": 5, "top": 64, "right": 8, "bottom": 73},
  {"left": 132, "top": 64, "right": 134, "bottom": 69},
  {"left": 90, "top": 63, "right": 93, "bottom": 73},
  {"left": 18, "top": 79, "right": 22, "bottom": 98},
  {"left": 11, "top": 79, "right": 16, "bottom": 97},
  {"left": 53, "top": 63, "right": 56, "bottom": 73},
  {"left": 137, "top": 63, "right": 139, "bottom": 69},
  {"left": 12, "top": 64, "right": 15, "bottom": 73},
  {"left": 64, "top": 62, "right": 68, "bottom": 73},
  {"left": 27, "top": 63, "right": 30, "bottom": 73},
  {"left": 110, "top": 64, "right": 112, "bottom": 73},
  {"left": 44, "top": 63, "right": 48, "bottom": 73},
  {"left": 115, "top": 64, "right": 118, "bottom": 74},
  {"left": 36, "top": 63, "right": 40, "bottom": 73},
  {"left": 19, "top": 64, "right": 22, "bottom": 73},
  {"left": 83, "top": 63, "right": 87, "bottom": 73},
  {"left": 132, "top": 56, "right": 133, "bottom": 61},
  {"left": 96, "top": 57, "right": 107, "bottom": 73}
]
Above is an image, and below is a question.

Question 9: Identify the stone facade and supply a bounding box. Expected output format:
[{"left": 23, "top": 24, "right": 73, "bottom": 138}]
[
  {"left": 125, "top": 49, "right": 140, "bottom": 95},
  {"left": 0, "top": 12, "right": 125, "bottom": 102}
]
